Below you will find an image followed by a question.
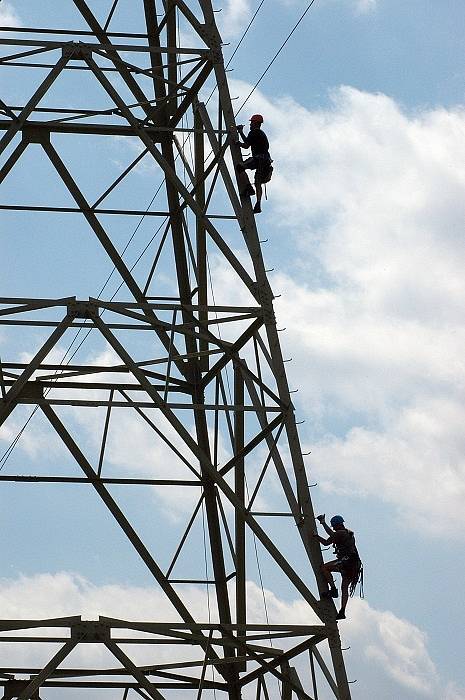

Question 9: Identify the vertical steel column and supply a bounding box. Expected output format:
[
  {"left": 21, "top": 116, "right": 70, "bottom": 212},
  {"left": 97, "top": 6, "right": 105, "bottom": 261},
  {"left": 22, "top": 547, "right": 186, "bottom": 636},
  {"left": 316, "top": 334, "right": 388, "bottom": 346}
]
[
  {"left": 194, "top": 104, "right": 209, "bottom": 372},
  {"left": 166, "top": 0, "right": 178, "bottom": 120},
  {"left": 234, "top": 364, "right": 246, "bottom": 672}
]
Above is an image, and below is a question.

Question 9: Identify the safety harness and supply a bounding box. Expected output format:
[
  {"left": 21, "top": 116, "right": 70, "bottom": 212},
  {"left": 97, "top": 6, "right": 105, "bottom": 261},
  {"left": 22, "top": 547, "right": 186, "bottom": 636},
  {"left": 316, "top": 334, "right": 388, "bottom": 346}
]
[{"left": 334, "top": 529, "right": 364, "bottom": 598}]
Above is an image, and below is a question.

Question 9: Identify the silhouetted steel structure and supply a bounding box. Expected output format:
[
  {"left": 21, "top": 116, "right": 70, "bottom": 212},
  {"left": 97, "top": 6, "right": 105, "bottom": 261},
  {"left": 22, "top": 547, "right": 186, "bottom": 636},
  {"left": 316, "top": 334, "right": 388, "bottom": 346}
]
[{"left": 0, "top": 2, "right": 352, "bottom": 698}]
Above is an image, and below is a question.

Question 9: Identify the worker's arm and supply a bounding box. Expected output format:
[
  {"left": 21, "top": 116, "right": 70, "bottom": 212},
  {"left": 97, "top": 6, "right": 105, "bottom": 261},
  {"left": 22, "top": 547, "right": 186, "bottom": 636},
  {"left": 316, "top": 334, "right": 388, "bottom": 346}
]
[
  {"left": 236, "top": 125, "right": 250, "bottom": 148},
  {"left": 314, "top": 534, "right": 332, "bottom": 546},
  {"left": 316, "top": 514, "right": 334, "bottom": 538}
]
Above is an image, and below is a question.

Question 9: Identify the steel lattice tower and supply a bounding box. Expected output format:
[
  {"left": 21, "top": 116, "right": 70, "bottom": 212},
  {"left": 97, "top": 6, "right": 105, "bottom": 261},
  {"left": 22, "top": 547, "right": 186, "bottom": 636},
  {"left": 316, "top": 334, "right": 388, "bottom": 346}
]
[{"left": 0, "top": 2, "right": 352, "bottom": 699}]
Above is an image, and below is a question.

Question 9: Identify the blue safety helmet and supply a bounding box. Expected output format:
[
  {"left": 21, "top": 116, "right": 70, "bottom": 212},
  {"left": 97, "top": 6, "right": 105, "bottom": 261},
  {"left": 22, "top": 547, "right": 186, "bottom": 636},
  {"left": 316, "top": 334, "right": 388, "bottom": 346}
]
[{"left": 330, "top": 515, "right": 344, "bottom": 526}]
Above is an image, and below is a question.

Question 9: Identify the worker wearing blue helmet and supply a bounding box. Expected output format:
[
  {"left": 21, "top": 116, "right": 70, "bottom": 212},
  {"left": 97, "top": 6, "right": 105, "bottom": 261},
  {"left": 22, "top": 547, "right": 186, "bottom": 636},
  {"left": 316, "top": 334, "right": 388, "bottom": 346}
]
[{"left": 314, "top": 514, "right": 363, "bottom": 620}]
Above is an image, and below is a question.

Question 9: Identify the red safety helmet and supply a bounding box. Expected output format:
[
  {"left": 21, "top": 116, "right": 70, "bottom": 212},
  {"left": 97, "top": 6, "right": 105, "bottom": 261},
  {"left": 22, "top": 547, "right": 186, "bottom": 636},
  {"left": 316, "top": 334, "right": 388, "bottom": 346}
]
[{"left": 249, "top": 114, "right": 264, "bottom": 123}]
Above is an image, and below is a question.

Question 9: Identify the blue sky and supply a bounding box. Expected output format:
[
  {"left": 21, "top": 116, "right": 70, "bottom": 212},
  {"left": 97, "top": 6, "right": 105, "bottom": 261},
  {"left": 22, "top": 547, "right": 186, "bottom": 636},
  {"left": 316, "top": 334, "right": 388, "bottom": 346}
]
[{"left": 1, "top": 1, "right": 465, "bottom": 698}]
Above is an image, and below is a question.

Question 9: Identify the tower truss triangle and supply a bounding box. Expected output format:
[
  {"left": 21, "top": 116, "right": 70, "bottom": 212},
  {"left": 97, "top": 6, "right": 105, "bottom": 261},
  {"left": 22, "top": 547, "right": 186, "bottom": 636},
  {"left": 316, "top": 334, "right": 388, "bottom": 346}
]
[{"left": 0, "top": 2, "right": 352, "bottom": 698}]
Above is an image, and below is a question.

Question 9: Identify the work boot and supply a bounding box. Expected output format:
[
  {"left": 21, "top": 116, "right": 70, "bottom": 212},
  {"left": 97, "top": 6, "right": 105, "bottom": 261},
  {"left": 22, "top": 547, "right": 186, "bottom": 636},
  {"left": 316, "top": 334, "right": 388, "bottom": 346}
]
[
  {"left": 242, "top": 184, "right": 255, "bottom": 197},
  {"left": 336, "top": 610, "right": 346, "bottom": 620},
  {"left": 253, "top": 202, "right": 262, "bottom": 214}
]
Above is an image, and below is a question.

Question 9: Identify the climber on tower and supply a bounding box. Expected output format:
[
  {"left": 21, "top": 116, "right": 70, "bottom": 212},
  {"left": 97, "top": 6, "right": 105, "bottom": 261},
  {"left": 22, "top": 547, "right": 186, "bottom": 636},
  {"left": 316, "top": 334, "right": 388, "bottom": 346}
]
[
  {"left": 314, "top": 514, "right": 363, "bottom": 620},
  {"left": 236, "top": 114, "right": 273, "bottom": 214}
]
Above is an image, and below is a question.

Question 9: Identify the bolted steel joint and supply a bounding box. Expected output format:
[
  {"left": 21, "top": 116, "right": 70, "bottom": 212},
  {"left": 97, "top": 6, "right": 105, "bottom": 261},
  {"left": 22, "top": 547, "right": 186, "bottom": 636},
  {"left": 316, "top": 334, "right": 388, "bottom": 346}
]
[
  {"left": 62, "top": 43, "right": 91, "bottom": 59},
  {"left": 22, "top": 125, "right": 51, "bottom": 144},
  {"left": 257, "top": 288, "right": 275, "bottom": 324},
  {"left": 209, "top": 48, "right": 223, "bottom": 64},
  {"left": 19, "top": 382, "right": 44, "bottom": 403},
  {"left": 71, "top": 620, "right": 110, "bottom": 642},
  {"left": 68, "top": 301, "right": 99, "bottom": 320},
  {"left": 4, "top": 680, "right": 40, "bottom": 700},
  {"left": 327, "top": 626, "right": 342, "bottom": 648}
]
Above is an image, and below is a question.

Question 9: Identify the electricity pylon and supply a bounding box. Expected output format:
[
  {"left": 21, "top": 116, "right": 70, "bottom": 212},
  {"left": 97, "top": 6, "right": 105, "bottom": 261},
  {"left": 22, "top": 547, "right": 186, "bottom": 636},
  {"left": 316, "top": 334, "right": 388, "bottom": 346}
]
[{"left": 0, "top": 2, "right": 352, "bottom": 699}]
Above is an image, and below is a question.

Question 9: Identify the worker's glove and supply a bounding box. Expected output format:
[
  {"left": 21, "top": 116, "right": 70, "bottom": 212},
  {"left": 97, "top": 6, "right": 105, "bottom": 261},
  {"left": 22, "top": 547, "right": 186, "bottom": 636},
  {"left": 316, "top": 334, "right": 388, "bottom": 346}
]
[
  {"left": 237, "top": 124, "right": 244, "bottom": 131},
  {"left": 316, "top": 514, "right": 326, "bottom": 523}
]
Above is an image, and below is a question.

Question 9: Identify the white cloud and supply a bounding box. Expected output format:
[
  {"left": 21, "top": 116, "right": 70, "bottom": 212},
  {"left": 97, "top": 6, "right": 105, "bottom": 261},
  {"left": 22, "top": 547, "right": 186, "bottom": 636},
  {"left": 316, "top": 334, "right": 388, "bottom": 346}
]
[
  {"left": 0, "top": 572, "right": 459, "bottom": 698},
  {"left": 0, "top": 1, "right": 21, "bottom": 26},
  {"left": 0, "top": 410, "right": 62, "bottom": 460},
  {"left": 354, "top": 0, "right": 377, "bottom": 13},
  {"left": 309, "top": 398, "right": 465, "bottom": 532},
  {"left": 216, "top": 0, "right": 378, "bottom": 42},
  {"left": 218, "top": 0, "right": 252, "bottom": 39},
  {"left": 228, "top": 80, "right": 465, "bottom": 532},
  {"left": 348, "top": 599, "right": 439, "bottom": 696},
  {"left": 444, "top": 684, "right": 465, "bottom": 700}
]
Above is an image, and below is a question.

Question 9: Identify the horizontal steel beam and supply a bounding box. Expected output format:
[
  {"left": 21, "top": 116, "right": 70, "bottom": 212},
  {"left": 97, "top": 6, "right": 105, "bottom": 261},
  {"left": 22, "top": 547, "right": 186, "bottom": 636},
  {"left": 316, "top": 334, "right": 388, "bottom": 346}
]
[
  {"left": 2, "top": 380, "right": 189, "bottom": 392},
  {"left": 0, "top": 203, "right": 236, "bottom": 219},
  {"left": 0, "top": 475, "right": 200, "bottom": 485},
  {"left": 17, "top": 397, "right": 283, "bottom": 411},
  {"left": 0, "top": 297, "right": 261, "bottom": 314},
  {"left": 0, "top": 618, "right": 326, "bottom": 632},
  {"left": 0, "top": 37, "right": 211, "bottom": 55},
  {"left": 0, "top": 119, "right": 162, "bottom": 137}
]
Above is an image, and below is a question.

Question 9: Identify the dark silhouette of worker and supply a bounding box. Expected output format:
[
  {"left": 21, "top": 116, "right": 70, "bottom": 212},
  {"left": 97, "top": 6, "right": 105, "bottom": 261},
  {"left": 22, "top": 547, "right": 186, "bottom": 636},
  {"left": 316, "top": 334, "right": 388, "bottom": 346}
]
[
  {"left": 314, "top": 514, "right": 363, "bottom": 620},
  {"left": 236, "top": 114, "right": 273, "bottom": 214}
]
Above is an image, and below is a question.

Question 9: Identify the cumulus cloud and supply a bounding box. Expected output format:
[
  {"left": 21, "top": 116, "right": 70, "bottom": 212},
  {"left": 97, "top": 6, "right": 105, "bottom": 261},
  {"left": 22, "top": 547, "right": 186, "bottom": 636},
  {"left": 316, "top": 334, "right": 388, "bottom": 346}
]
[
  {"left": 353, "top": 0, "right": 378, "bottom": 13},
  {"left": 444, "top": 684, "right": 465, "bottom": 700},
  {"left": 217, "top": 0, "right": 377, "bottom": 41},
  {"left": 348, "top": 599, "right": 439, "bottom": 696},
  {"left": 309, "top": 398, "right": 465, "bottom": 532},
  {"left": 0, "top": 572, "right": 458, "bottom": 698},
  {"left": 218, "top": 0, "right": 252, "bottom": 39},
  {"left": 0, "top": 1, "right": 21, "bottom": 26},
  {"left": 228, "top": 80, "right": 465, "bottom": 532}
]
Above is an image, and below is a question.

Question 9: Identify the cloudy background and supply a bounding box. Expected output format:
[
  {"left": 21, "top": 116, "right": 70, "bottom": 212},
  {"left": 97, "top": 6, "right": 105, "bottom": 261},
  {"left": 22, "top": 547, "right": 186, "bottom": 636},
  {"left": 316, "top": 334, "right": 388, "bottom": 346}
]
[{"left": 1, "top": 0, "right": 465, "bottom": 698}]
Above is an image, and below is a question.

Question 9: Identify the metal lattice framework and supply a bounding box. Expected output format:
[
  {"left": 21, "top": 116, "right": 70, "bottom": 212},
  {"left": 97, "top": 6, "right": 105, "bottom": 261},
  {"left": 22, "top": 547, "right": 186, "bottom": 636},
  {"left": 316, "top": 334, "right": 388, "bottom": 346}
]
[{"left": 0, "top": 2, "right": 352, "bottom": 699}]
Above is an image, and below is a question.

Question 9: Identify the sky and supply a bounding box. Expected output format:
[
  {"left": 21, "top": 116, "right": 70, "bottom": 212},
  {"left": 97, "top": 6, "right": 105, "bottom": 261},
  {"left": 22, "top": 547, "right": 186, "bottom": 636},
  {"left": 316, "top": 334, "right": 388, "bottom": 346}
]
[{"left": 1, "top": 0, "right": 465, "bottom": 698}]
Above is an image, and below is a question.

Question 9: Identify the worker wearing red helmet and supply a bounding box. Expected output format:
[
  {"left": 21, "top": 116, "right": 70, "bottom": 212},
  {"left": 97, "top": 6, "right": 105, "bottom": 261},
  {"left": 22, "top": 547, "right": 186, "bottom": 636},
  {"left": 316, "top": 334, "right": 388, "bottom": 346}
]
[{"left": 236, "top": 114, "right": 273, "bottom": 214}]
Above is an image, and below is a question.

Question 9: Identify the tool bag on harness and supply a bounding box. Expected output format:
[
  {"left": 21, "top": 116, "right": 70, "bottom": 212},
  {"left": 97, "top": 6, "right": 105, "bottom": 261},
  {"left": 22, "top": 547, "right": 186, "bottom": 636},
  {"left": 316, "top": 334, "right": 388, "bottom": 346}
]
[
  {"left": 256, "top": 153, "right": 273, "bottom": 184},
  {"left": 334, "top": 530, "right": 364, "bottom": 598}
]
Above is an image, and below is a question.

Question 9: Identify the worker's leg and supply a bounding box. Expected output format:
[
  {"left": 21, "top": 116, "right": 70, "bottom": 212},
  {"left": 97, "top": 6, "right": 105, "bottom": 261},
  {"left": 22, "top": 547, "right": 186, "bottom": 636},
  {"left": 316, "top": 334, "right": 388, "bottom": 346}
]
[
  {"left": 320, "top": 561, "right": 339, "bottom": 598},
  {"left": 237, "top": 157, "right": 255, "bottom": 172},
  {"left": 337, "top": 576, "right": 350, "bottom": 619},
  {"left": 237, "top": 159, "right": 256, "bottom": 197}
]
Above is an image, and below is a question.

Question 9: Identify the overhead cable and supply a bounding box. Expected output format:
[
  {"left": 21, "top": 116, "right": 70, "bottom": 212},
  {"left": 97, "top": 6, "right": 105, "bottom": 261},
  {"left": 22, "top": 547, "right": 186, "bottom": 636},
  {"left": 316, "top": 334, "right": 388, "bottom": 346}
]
[{"left": 235, "top": 0, "right": 319, "bottom": 116}]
